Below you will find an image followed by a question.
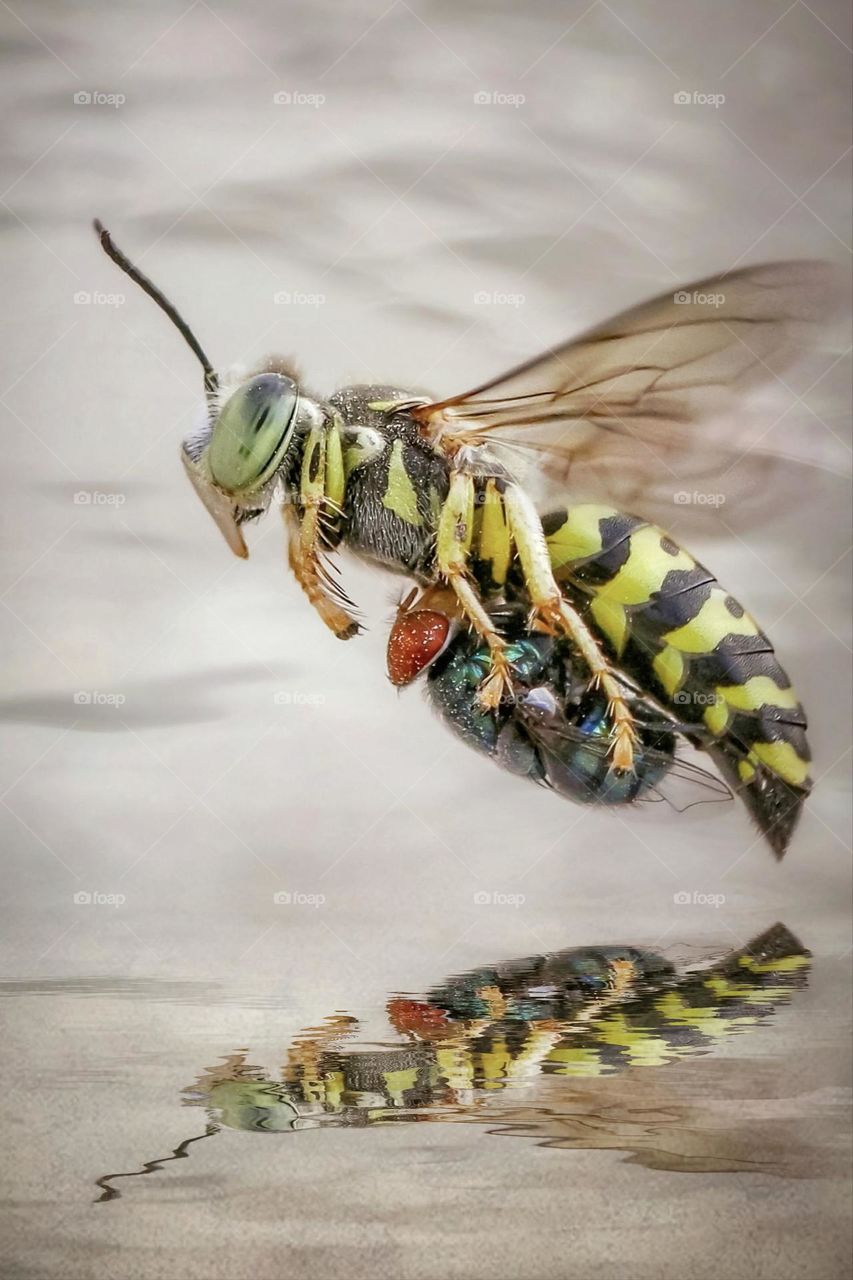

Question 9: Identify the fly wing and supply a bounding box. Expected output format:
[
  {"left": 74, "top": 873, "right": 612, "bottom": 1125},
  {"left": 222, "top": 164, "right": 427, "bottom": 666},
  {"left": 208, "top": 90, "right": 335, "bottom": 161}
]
[
  {"left": 513, "top": 706, "right": 733, "bottom": 815},
  {"left": 413, "top": 261, "right": 841, "bottom": 525}
]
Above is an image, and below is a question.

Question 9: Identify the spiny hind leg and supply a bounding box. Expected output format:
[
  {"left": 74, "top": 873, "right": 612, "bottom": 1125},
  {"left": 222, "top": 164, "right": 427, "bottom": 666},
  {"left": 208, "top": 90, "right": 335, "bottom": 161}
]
[
  {"left": 436, "top": 471, "right": 512, "bottom": 709},
  {"left": 502, "top": 483, "right": 637, "bottom": 771}
]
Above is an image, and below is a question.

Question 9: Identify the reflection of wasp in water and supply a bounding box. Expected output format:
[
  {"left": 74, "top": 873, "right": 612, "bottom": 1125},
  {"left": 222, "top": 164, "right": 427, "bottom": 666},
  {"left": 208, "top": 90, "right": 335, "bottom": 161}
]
[
  {"left": 96, "top": 221, "right": 833, "bottom": 854},
  {"left": 95, "top": 925, "right": 809, "bottom": 1199}
]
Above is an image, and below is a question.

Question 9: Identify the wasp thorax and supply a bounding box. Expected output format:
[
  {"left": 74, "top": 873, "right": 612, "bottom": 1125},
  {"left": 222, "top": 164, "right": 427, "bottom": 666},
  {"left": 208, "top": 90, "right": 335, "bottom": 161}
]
[{"left": 208, "top": 372, "right": 299, "bottom": 496}]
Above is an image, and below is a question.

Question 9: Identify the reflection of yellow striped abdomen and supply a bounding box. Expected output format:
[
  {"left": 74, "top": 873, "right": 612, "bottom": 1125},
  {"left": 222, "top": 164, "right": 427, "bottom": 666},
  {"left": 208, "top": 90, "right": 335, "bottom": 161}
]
[
  {"left": 543, "top": 504, "right": 811, "bottom": 855},
  {"left": 543, "top": 947, "right": 810, "bottom": 1079}
]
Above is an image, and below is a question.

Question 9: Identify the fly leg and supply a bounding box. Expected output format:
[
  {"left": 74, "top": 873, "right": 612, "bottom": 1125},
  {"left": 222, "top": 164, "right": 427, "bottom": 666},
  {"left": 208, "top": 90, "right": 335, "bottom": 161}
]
[
  {"left": 502, "top": 482, "right": 637, "bottom": 772},
  {"left": 283, "top": 417, "right": 360, "bottom": 640},
  {"left": 436, "top": 472, "right": 513, "bottom": 709}
]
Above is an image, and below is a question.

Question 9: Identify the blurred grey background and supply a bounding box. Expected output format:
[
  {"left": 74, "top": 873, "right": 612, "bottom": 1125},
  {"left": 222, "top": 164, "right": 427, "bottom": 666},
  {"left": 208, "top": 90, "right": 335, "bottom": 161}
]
[{"left": 0, "top": 3, "right": 850, "bottom": 1276}]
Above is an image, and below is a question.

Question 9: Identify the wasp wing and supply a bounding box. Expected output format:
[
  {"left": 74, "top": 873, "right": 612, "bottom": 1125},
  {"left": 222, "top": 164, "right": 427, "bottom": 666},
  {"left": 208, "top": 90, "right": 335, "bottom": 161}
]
[{"left": 412, "top": 261, "right": 839, "bottom": 523}]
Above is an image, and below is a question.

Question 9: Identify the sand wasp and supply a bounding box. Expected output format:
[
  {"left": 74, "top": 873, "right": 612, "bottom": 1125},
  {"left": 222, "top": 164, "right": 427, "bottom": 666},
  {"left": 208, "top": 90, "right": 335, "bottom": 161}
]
[{"left": 95, "top": 221, "right": 831, "bottom": 855}]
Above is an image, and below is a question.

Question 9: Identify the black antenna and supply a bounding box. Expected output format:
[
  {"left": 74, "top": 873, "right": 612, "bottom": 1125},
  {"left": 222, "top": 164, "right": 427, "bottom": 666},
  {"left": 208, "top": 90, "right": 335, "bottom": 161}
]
[
  {"left": 94, "top": 1121, "right": 220, "bottom": 1203},
  {"left": 93, "top": 219, "right": 219, "bottom": 415}
]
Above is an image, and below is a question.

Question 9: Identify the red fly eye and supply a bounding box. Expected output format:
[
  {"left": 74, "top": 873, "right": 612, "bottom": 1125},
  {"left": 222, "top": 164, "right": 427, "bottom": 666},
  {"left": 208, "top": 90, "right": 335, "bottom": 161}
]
[
  {"left": 387, "top": 610, "right": 450, "bottom": 686},
  {"left": 387, "top": 998, "right": 450, "bottom": 1038}
]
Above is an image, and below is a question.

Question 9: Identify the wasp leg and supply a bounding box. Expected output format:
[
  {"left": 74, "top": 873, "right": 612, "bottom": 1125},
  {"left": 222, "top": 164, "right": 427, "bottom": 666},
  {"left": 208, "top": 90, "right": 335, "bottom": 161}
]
[
  {"left": 436, "top": 472, "right": 512, "bottom": 709},
  {"left": 502, "top": 483, "right": 637, "bottom": 771},
  {"left": 283, "top": 418, "right": 360, "bottom": 640}
]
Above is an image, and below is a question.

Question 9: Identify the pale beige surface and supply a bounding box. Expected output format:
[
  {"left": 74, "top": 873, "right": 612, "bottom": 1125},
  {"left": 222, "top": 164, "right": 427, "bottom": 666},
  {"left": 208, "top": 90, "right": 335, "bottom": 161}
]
[{"left": 0, "top": 2, "right": 851, "bottom": 1278}]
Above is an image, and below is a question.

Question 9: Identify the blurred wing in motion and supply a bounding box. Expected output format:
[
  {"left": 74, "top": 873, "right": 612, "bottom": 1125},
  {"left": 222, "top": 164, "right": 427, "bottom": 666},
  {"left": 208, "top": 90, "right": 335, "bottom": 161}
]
[{"left": 413, "top": 261, "right": 838, "bottom": 524}]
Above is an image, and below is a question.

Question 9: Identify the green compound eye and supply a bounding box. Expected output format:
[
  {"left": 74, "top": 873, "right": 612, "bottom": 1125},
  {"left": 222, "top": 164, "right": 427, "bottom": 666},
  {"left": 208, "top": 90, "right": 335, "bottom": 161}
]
[{"left": 208, "top": 373, "right": 299, "bottom": 496}]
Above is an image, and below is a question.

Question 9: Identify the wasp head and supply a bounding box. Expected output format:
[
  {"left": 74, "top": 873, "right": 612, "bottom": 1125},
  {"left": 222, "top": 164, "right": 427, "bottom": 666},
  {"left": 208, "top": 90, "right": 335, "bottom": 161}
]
[{"left": 181, "top": 372, "right": 308, "bottom": 556}]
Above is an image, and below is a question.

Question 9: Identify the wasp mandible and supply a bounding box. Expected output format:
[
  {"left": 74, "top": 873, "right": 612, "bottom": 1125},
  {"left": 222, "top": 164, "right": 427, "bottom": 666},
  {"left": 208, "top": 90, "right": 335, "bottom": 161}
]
[{"left": 95, "top": 220, "right": 829, "bottom": 856}]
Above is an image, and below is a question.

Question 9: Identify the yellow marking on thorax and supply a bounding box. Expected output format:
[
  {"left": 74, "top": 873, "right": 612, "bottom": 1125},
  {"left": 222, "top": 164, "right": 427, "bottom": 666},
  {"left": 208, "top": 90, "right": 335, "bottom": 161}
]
[
  {"left": 545, "top": 504, "right": 619, "bottom": 570},
  {"left": 663, "top": 588, "right": 759, "bottom": 654},
  {"left": 325, "top": 418, "right": 346, "bottom": 509},
  {"left": 382, "top": 440, "right": 422, "bottom": 526},
  {"left": 751, "top": 740, "right": 811, "bottom": 787}
]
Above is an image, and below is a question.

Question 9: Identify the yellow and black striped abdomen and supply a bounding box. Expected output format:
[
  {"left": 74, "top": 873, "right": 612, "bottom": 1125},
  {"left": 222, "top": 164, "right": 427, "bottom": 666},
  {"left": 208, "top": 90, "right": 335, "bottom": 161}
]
[{"left": 543, "top": 504, "right": 811, "bottom": 855}]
